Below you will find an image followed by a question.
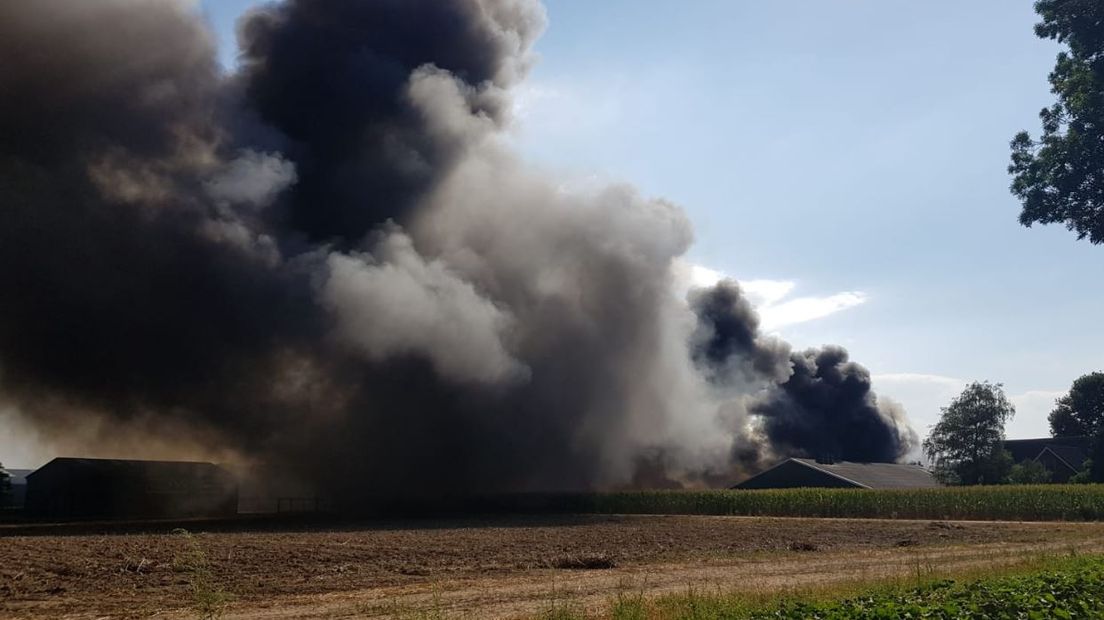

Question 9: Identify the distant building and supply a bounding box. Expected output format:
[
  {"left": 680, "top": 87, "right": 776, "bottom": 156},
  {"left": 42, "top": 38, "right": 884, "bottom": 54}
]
[
  {"left": 1004, "top": 436, "right": 1090, "bottom": 482},
  {"left": 733, "top": 458, "right": 941, "bottom": 490},
  {"left": 25, "top": 458, "right": 238, "bottom": 520}
]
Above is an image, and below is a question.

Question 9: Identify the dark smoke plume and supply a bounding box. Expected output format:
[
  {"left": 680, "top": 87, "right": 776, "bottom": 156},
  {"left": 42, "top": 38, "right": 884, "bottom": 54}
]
[
  {"left": 0, "top": 0, "right": 914, "bottom": 497},
  {"left": 690, "top": 282, "right": 916, "bottom": 467},
  {"left": 755, "top": 347, "right": 915, "bottom": 463},
  {"left": 236, "top": 0, "right": 541, "bottom": 243}
]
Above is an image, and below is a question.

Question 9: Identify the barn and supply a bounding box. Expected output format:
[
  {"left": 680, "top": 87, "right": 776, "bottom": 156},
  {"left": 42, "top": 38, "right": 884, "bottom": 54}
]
[
  {"left": 24, "top": 458, "right": 238, "bottom": 520},
  {"left": 733, "top": 458, "right": 940, "bottom": 490}
]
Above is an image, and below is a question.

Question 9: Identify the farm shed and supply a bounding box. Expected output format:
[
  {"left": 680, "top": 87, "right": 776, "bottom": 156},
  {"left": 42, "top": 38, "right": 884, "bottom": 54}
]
[
  {"left": 733, "top": 458, "right": 940, "bottom": 490},
  {"left": 24, "top": 458, "right": 238, "bottom": 520},
  {"left": 1004, "top": 437, "right": 1089, "bottom": 482}
]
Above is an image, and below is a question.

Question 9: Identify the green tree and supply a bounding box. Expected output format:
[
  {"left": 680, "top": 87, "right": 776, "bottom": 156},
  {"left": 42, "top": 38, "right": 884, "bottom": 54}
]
[
  {"left": 1008, "top": 459, "right": 1053, "bottom": 484},
  {"left": 1071, "top": 457, "right": 1096, "bottom": 483},
  {"left": 1049, "top": 371, "right": 1104, "bottom": 436},
  {"left": 1009, "top": 0, "right": 1104, "bottom": 244},
  {"left": 1083, "top": 434, "right": 1104, "bottom": 483},
  {"left": 924, "top": 381, "right": 1016, "bottom": 485}
]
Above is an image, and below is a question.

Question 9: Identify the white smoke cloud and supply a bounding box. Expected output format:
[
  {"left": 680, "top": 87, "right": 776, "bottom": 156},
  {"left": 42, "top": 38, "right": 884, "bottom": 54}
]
[
  {"left": 321, "top": 231, "right": 528, "bottom": 385},
  {"left": 205, "top": 149, "right": 297, "bottom": 209}
]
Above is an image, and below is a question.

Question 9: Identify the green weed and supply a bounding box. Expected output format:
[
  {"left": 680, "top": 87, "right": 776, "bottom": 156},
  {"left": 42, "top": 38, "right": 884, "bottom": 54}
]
[{"left": 172, "top": 528, "right": 234, "bottom": 620}]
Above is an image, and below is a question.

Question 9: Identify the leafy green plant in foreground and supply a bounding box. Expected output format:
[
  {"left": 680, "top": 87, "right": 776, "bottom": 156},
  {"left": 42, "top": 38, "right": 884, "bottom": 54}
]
[
  {"left": 581, "top": 555, "right": 1104, "bottom": 619},
  {"left": 753, "top": 557, "right": 1104, "bottom": 619}
]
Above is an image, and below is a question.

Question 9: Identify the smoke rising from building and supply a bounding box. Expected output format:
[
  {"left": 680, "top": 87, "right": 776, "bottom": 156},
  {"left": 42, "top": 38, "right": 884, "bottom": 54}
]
[
  {"left": 689, "top": 282, "right": 916, "bottom": 471},
  {"left": 0, "top": 0, "right": 915, "bottom": 496}
]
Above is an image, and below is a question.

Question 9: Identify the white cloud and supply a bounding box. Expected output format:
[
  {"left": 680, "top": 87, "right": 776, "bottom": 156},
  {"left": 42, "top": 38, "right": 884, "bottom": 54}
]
[
  {"left": 685, "top": 263, "right": 724, "bottom": 289},
  {"left": 758, "top": 291, "right": 867, "bottom": 331},
  {"left": 1008, "top": 390, "right": 1063, "bottom": 439},
  {"left": 510, "top": 79, "right": 625, "bottom": 138},
  {"left": 872, "top": 373, "right": 1062, "bottom": 441},
  {"left": 675, "top": 260, "right": 867, "bottom": 330},
  {"left": 872, "top": 373, "right": 965, "bottom": 439},
  {"left": 511, "top": 83, "right": 563, "bottom": 121},
  {"left": 740, "top": 279, "right": 796, "bottom": 307},
  {"left": 874, "top": 373, "right": 965, "bottom": 387}
]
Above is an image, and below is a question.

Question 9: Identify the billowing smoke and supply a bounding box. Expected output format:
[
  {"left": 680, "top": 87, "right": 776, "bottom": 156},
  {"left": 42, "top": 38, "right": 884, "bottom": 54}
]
[
  {"left": 754, "top": 347, "right": 915, "bottom": 463},
  {"left": 235, "top": 0, "right": 542, "bottom": 243},
  {"left": 0, "top": 0, "right": 914, "bottom": 497},
  {"left": 689, "top": 282, "right": 916, "bottom": 470}
]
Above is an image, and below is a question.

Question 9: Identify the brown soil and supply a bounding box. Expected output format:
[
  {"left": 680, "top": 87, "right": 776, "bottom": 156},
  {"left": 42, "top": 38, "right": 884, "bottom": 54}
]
[{"left": 2, "top": 515, "right": 1102, "bottom": 619}]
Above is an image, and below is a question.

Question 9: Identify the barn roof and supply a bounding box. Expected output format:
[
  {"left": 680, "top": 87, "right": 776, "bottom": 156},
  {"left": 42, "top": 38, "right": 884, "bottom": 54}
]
[
  {"left": 788, "top": 458, "right": 940, "bottom": 489},
  {"left": 27, "top": 457, "right": 231, "bottom": 479}
]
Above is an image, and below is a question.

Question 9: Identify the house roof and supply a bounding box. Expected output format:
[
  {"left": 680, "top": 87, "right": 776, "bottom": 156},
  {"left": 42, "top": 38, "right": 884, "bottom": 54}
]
[
  {"left": 1038, "top": 445, "right": 1088, "bottom": 473},
  {"left": 790, "top": 458, "right": 941, "bottom": 489},
  {"left": 1004, "top": 436, "right": 1089, "bottom": 463}
]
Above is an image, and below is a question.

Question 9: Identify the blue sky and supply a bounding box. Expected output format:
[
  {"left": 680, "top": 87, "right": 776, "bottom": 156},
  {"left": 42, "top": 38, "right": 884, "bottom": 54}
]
[{"left": 196, "top": 0, "right": 1101, "bottom": 442}]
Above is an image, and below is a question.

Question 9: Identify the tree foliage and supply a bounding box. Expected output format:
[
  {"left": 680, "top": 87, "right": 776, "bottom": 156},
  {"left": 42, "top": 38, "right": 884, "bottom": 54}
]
[
  {"left": 1009, "top": 459, "right": 1053, "bottom": 484},
  {"left": 1009, "top": 0, "right": 1104, "bottom": 243},
  {"left": 1069, "top": 447, "right": 1104, "bottom": 483},
  {"left": 1049, "top": 371, "right": 1104, "bottom": 436},
  {"left": 924, "top": 381, "right": 1016, "bottom": 485},
  {"left": 1083, "top": 434, "right": 1104, "bottom": 483}
]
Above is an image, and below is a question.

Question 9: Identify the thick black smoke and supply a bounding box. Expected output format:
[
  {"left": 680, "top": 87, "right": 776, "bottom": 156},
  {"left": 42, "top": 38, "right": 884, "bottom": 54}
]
[
  {"left": 236, "top": 0, "right": 540, "bottom": 244},
  {"left": 0, "top": 0, "right": 318, "bottom": 447},
  {"left": 0, "top": 0, "right": 914, "bottom": 496},
  {"left": 690, "top": 282, "right": 916, "bottom": 466},
  {"left": 689, "top": 282, "right": 790, "bottom": 383},
  {"left": 756, "top": 347, "right": 914, "bottom": 463}
]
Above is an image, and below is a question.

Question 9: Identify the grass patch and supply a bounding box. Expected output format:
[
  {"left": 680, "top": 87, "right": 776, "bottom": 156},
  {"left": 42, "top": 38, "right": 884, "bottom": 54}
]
[
  {"left": 577, "top": 553, "right": 1104, "bottom": 619},
  {"left": 537, "top": 577, "right": 590, "bottom": 620}
]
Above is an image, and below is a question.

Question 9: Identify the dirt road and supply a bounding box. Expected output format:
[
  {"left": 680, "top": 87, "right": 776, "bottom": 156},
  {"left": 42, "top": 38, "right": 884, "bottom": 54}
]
[{"left": 3, "top": 515, "right": 1102, "bottom": 619}]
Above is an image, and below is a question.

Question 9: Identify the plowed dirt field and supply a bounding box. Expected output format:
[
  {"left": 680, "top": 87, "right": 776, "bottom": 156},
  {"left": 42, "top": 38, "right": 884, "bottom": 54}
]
[{"left": 4, "top": 515, "right": 1103, "bottom": 619}]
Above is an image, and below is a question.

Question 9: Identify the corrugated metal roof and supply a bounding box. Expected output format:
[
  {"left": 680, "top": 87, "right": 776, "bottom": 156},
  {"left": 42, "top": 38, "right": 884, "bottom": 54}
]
[{"left": 792, "top": 458, "right": 941, "bottom": 489}]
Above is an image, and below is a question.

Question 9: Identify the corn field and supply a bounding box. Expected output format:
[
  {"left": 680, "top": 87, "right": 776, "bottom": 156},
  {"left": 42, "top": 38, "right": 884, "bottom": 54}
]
[{"left": 542, "top": 485, "right": 1104, "bottom": 521}]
